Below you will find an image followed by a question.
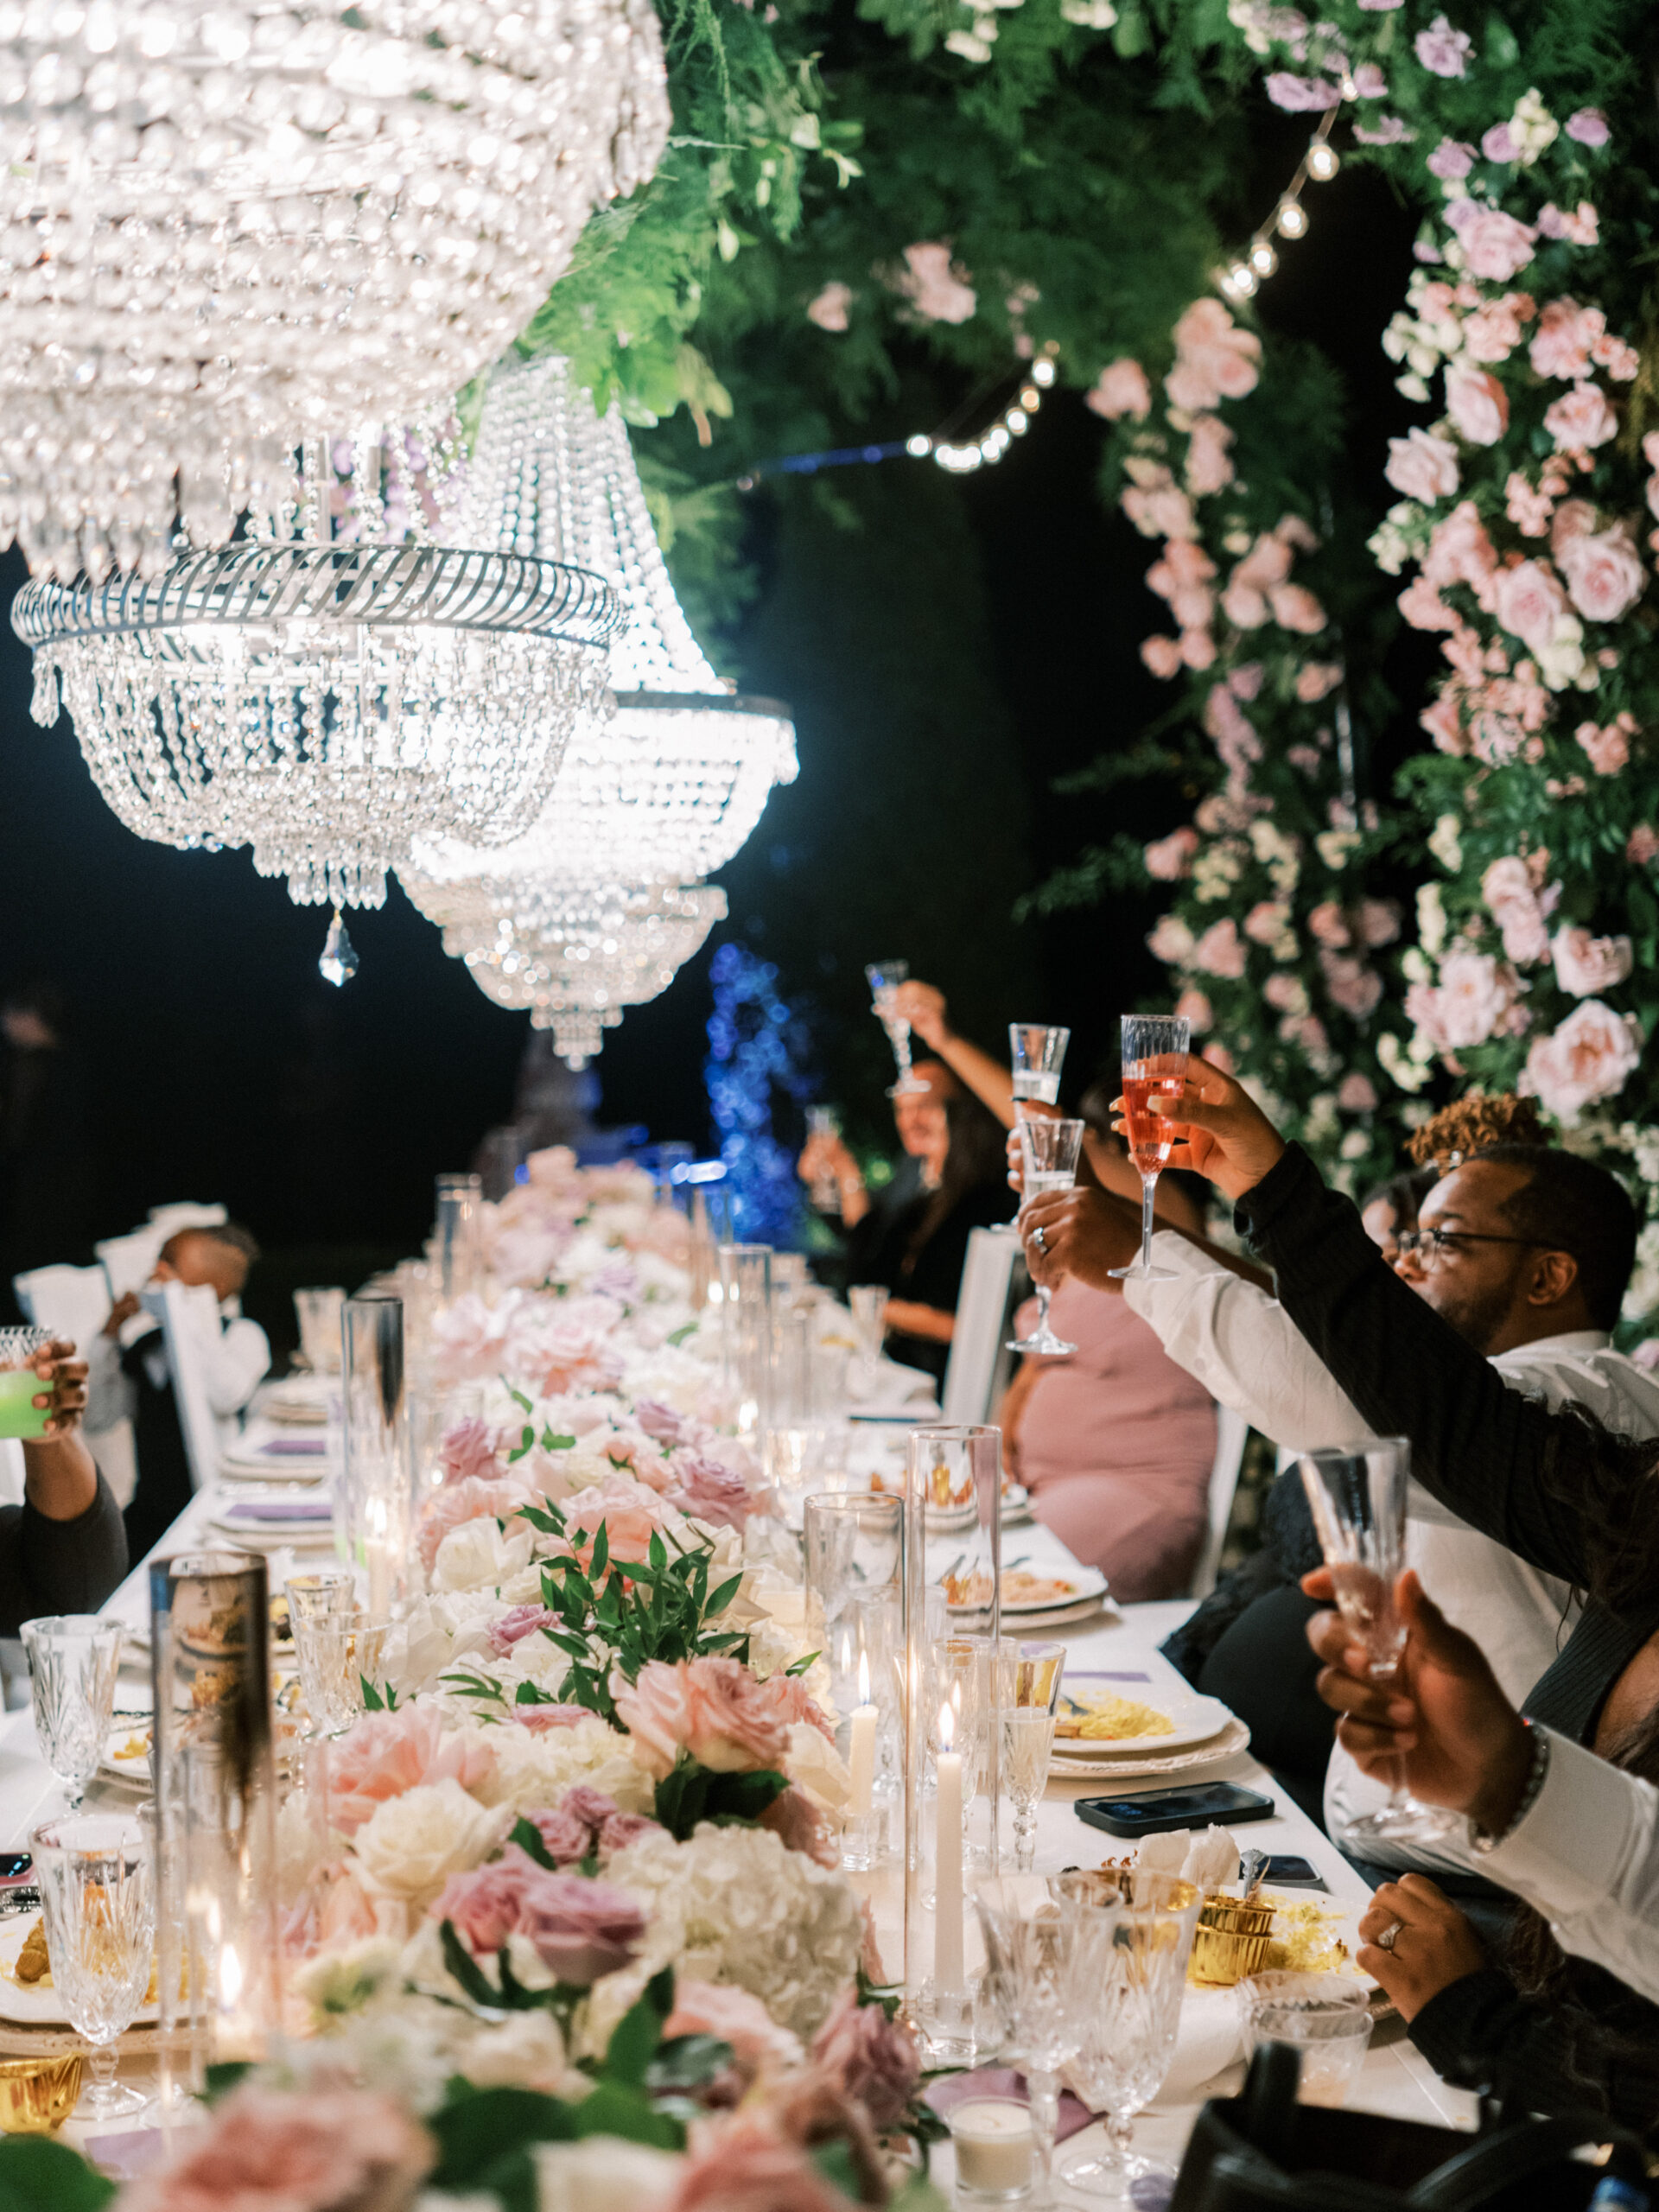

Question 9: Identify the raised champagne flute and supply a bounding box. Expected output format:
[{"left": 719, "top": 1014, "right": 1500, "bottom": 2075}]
[
  {"left": 1295, "top": 1438, "right": 1454, "bottom": 1847},
  {"left": 1109, "top": 1013, "right": 1191, "bottom": 1283},
  {"left": 866, "top": 960, "right": 928, "bottom": 1096},
  {"left": 1011, "top": 1118, "right": 1084, "bottom": 1357},
  {"left": 804, "top": 1104, "right": 844, "bottom": 1212},
  {"left": 1008, "top": 1024, "right": 1070, "bottom": 1112}
]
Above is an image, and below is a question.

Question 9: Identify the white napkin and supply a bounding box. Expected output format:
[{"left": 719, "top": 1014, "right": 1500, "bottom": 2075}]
[{"left": 1179, "top": 1825, "right": 1241, "bottom": 1892}]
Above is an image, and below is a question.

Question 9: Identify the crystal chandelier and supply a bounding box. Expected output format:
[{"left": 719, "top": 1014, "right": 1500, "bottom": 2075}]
[
  {"left": 399, "top": 354, "right": 796, "bottom": 1058},
  {"left": 0, "top": 0, "right": 670, "bottom": 581},
  {"left": 13, "top": 442, "right": 621, "bottom": 909}
]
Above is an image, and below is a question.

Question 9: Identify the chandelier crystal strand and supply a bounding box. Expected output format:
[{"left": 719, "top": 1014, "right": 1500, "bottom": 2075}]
[{"left": 0, "top": 0, "right": 671, "bottom": 582}]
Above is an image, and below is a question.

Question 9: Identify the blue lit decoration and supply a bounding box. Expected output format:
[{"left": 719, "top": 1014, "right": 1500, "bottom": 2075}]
[{"left": 704, "top": 941, "right": 814, "bottom": 1246}]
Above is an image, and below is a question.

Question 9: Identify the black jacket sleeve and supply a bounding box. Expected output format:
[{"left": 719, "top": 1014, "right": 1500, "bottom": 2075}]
[
  {"left": 1411, "top": 1967, "right": 1659, "bottom": 2136},
  {"left": 1235, "top": 1144, "right": 1606, "bottom": 1592},
  {"left": 0, "top": 1473, "right": 129, "bottom": 1637}
]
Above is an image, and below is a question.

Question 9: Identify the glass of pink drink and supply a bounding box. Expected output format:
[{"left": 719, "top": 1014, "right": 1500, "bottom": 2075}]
[{"left": 1109, "top": 1014, "right": 1191, "bottom": 1283}]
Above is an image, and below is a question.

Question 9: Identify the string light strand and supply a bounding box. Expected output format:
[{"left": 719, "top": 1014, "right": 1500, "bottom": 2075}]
[{"left": 1217, "top": 110, "right": 1340, "bottom": 302}]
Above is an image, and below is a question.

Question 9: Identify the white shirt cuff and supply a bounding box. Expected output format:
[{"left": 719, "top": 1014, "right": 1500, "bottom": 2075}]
[{"left": 1478, "top": 1727, "right": 1654, "bottom": 1915}]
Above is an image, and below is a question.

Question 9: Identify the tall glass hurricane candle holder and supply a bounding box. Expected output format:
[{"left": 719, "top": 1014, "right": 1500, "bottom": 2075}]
[
  {"left": 149, "top": 1553, "right": 276, "bottom": 2125},
  {"left": 717, "top": 1244, "right": 772, "bottom": 1449},
  {"left": 804, "top": 1492, "right": 904, "bottom": 1872},
  {"left": 903, "top": 1426, "right": 1001, "bottom": 2067},
  {"left": 434, "top": 1173, "right": 485, "bottom": 1306},
  {"left": 338, "top": 1293, "right": 415, "bottom": 1617}
]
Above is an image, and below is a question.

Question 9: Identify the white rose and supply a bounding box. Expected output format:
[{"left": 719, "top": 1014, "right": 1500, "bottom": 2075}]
[
  {"left": 475, "top": 1719, "right": 654, "bottom": 1818},
  {"left": 784, "top": 1721, "right": 850, "bottom": 1815},
  {"left": 457, "top": 2008, "right": 575, "bottom": 2096},
  {"left": 291, "top": 1936, "right": 405, "bottom": 2025},
  {"left": 536, "top": 2138, "right": 681, "bottom": 2212},
  {"left": 353, "top": 1779, "right": 510, "bottom": 1906},
  {"left": 434, "top": 1516, "right": 536, "bottom": 1593}
]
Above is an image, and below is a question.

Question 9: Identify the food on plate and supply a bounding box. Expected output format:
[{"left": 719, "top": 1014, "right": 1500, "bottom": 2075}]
[
  {"left": 1054, "top": 1692, "right": 1176, "bottom": 1742},
  {"left": 944, "top": 1568, "right": 1077, "bottom": 1609},
  {"left": 1261, "top": 1893, "right": 1353, "bottom": 1976},
  {"left": 270, "top": 1592, "right": 293, "bottom": 1649},
  {"left": 12, "top": 1919, "right": 49, "bottom": 1984},
  {"left": 111, "top": 1732, "right": 152, "bottom": 1764}
]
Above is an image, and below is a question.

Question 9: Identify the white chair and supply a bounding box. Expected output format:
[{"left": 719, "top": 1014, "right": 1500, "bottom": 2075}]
[
  {"left": 97, "top": 1204, "right": 227, "bottom": 1302},
  {"left": 13, "top": 1261, "right": 113, "bottom": 1349},
  {"left": 1188, "top": 1402, "right": 1251, "bottom": 1600},
  {"left": 940, "top": 1228, "right": 1022, "bottom": 1427},
  {"left": 157, "top": 1280, "right": 232, "bottom": 1495}
]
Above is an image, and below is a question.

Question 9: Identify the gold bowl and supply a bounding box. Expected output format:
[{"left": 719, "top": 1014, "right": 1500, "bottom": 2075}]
[
  {"left": 1191, "top": 1894, "right": 1276, "bottom": 1986},
  {"left": 0, "top": 2053, "right": 83, "bottom": 2133}
]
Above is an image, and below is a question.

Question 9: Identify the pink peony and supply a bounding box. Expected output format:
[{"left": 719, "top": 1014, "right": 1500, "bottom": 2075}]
[
  {"left": 1414, "top": 15, "right": 1471, "bottom": 74},
  {"left": 1185, "top": 413, "right": 1236, "bottom": 495},
  {"left": 516, "top": 1869, "right": 648, "bottom": 1985},
  {"left": 327, "top": 1706, "right": 498, "bottom": 1835},
  {"left": 1338, "top": 1073, "right": 1378, "bottom": 1112},
  {"left": 1630, "top": 824, "right": 1659, "bottom": 865},
  {"left": 666, "top": 1980, "right": 804, "bottom": 2077},
  {"left": 1544, "top": 381, "right": 1618, "bottom": 454},
  {"left": 1190, "top": 919, "right": 1249, "bottom": 980},
  {"left": 1173, "top": 987, "right": 1213, "bottom": 1033},
  {"left": 1085, "top": 359, "right": 1152, "bottom": 421},
  {"left": 806, "top": 281, "right": 853, "bottom": 333},
  {"left": 1459, "top": 209, "right": 1537, "bottom": 282},
  {"left": 435, "top": 1852, "right": 537, "bottom": 1955},
  {"left": 810, "top": 1987, "right": 922, "bottom": 2130},
  {"left": 615, "top": 1656, "right": 791, "bottom": 1781},
  {"left": 893, "top": 242, "right": 976, "bottom": 325},
  {"left": 1530, "top": 300, "right": 1602, "bottom": 381},
  {"left": 1444, "top": 364, "right": 1508, "bottom": 446},
  {"left": 667, "top": 2116, "right": 860, "bottom": 2212},
  {"left": 1385, "top": 428, "right": 1459, "bottom": 503},
  {"left": 1144, "top": 826, "right": 1199, "bottom": 880},
  {"left": 1141, "top": 634, "right": 1183, "bottom": 677},
  {"left": 1265, "top": 71, "right": 1342, "bottom": 111},
  {"left": 1551, "top": 925, "right": 1634, "bottom": 997},
  {"left": 1427, "top": 138, "right": 1475, "bottom": 178},
  {"left": 1557, "top": 525, "right": 1646, "bottom": 625},
  {"left": 1567, "top": 108, "right": 1610, "bottom": 147},
  {"left": 1523, "top": 1001, "right": 1643, "bottom": 1117},
  {"left": 1320, "top": 953, "right": 1384, "bottom": 1019},
  {"left": 1493, "top": 560, "right": 1568, "bottom": 653},
  {"left": 1166, "top": 298, "right": 1262, "bottom": 412},
  {"left": 1407, "top": 952, "right": 1522, "bottom": 1051},
  {"left": 1243, "top": 900, "right": 1290, "bottom": 944},
  {"left": 416, "top": 1474, "right": 531, "bottom": 1575},
  {"left": 1307, "top": 902, "right": 1351, "bottom": 949},
  {"left": 1578, "top": 715, "right": 1635, "bottom": 775},
  {"left": 119, "top": 2086, "right": 431, "bottom": 2212},
  {"left": 1269, "top": 582, "right": 1326, "bottom": 633}
]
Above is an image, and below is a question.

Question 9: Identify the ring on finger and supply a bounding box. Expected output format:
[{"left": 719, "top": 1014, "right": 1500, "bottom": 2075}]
[
  {"left": 1032, "top": 1224, "right": 1048, "bottom": 1255},
  {"left": 1375, "top": 1919, "right": 1403, "bottom": 1953}
]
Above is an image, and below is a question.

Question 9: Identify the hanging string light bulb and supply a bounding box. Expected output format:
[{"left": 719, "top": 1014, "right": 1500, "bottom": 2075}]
[
  {"left": 1217, "top": 113, "right": 1340, "bottom": 303},
  {"left": 0, "top": 0, "right": 671, "bottom": 582}
]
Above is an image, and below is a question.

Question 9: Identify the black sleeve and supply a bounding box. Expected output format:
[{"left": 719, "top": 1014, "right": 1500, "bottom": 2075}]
[
  {"left": 1235, "top": 1145, "right": 1602, "bottom": 1590},
  {"left": 0, "top": 1475, "right": 129, "bottom": 1637},
  {"left": 1411, "top": 1967, "right": 1659, "bottom": 2135}
]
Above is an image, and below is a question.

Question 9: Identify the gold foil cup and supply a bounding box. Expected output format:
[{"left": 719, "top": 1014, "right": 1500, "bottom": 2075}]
[
  {"left": 0, "top": 2053, "right": 83, "bottom": 2133},
  {"left": 1191, "top": 1894, "right": 1276, "bottom": 1986}
]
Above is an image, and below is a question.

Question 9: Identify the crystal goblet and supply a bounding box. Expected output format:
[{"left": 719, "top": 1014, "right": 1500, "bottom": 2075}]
[
  {"left": 31, "top": 1814, "right": 155, "bottom": 2122},
  {"left": 20, "top": 1616, "right": 122, "bottom": 1812}
]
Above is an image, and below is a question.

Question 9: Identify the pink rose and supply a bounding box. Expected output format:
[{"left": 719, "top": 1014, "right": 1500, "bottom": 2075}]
[
  {"left": 486, "top": 1604, "right": 559, "bottom": 1660},
  {"left": 615, "top": 1656, "right": 791, "bottom": 1781},
  {"left": 1221, "top": 582, "right": 1268, "bottom": 629},
  {"left": 1265, "top": 71, "right": 1341, "bottom": 111},
  {"left": 1578, "top": 716, "right": 1634, "bottom": 775},
  {"left": 893, "top": 242, "right": 976, "bottom": 325},
  {"left": 1307, "top": 902, "right": 1350, "bottom": 949},
  {"left": 1544, "top": 381, "right": 1618, "bottom": 454},
  {"left": 516, "top": 1870, "right": 648, "bottom": 1986},
  {"left": 1630, "top": 824, "right": 1659, "bottom": 865},
  {"left": 416, "top": 1475, "right": 531, "bottom": 1574},
  {"left": 1353, "top": 62, "right": 1387, "bottom": 97},
  {"left": 1232, "top": 534, "right": 1293, "bottom": 592},
  {"left": 1086, "top": 359, "right": 1152, "bottom": 421},
  {"left": 1190, "top": 918, "right": 1249, "bottom": 981},
  {"left": 512, "top": 1705, "right": 594, "bottom": 1732},
  {"left": 523, "top": 1806, "right": 596, "bottom": 1865},
  {"left": 1407, "top": 952, "right": 1522, "bottom": 1051},
  {"left": 1537, "top": 200, "right": 1599, "bottom": 245},
  {"left": 1481, "top": 123, "right": 1516, "bottom": 164},
  {"left": 1141, "top": 634, "right": 1183, "bottom": 678},
  {"left": 1185, "top": 414, "right": 1236, "bottom": 495},
  {"left": 1557, "top": 525, "right": 1646, "bottom": 625},
  {"left": 598, "top": 1811, "right": 663, "bottom": 1855},
  {"left": 435, "top": 1853, "right": 537, "bottom": 1955},
  {"left": 806, "top": 281, "right": 853, "bottom": 333},
  {"left": 1523, "top": 1001, "right": 1643, "bottom": 1117},
  {"left": 1428, "top": 138, "right": 1475, "bottom": 179},
  {"left": 1147, "top": 915, "right": 1195, "bottom": 963},
  {"left": 1398, "top": 579, "right": 1458, "bottom": 633},
  {"left": 327, "top": 1706, "right": 498, "bottom": 1835},
  {"left": 760, "top": 1668, "right": 837, "bottom": 1744},
  {"left": 1122, "top": 472, "right": 1198, "bottom": 541},
  {"left": 1320, "top": 953, "right": 1384, "bottom": 1019},
  {"left": 1423, "top": 500, "right": 1498, "bottom": 598},
  {"left": 1243, "top": 901, "right": 1289, "bottom": 944},
  {"left": 1173, "top": 987, "right": 1213, "bottom": 1033},
  {"left": 632, "top": 1397, "right": 689, "bottom": 1445},
  {"left": 1550, "top": 499, "right": 1598, "bottom": 553},
  {"left": 1445, "top": 365, "right": 1509, "bottom": 446},
  {"left": 1567, "top": 108, "right": 1610, "bottom": 147},
  {"left": 810, "top": 1987, "right": 921, "bottom": 2130},
  {"left": 1229, "top": 661, "right": 1265, "bottom": 700},
  {"left": 1414, "top": 16, "right": 1471, "bottom": 75},
  {"left": 438, "top": 1415, "right": 501, "bottom": 1486},
  {"left": 1385, "top": 428, "right": 1460, "bottom": 503},
  {"left": 433, "top": 1291, "right": 518, "bottom": 1386},
  {"left": 1459, "top": 209, "right": 1537, "bottom": 282},
  {"left": 666, "top": 1980, "right": 804, "bottom": 2078},
  {"left": 1551, "top": 925, "right": 1634, "bottom": 997},
  {"left": 1338, "top": 1073, "right": 1378, "bottom": 1112},
  {"left": 1166, "top": 298, "right": 1262, "bottom": 411},
  {"left": 120, "top": 2086, "right": 432, "bottom": 2212},
  {"left": 1269, "top": 582, "right": 1325, "bottom": 633},
  {"left": 562, "top": 1473, "right": 675, "bottom": 1567},
  {"left": 1493, "top": 560, "right": 1568, "bottom": 652},
  {"left": 1144, "top": 826, "right": 1199, "bottom": 880},
  {"left": 1263, "top": 974, "right": 1305, "bottom": 1014},
  {"left": 666, "top": 1452, "right": 759, "bottom": 1532},
  {"left": 667, "top": 2116, "right": 859, "bottom": 2212},
  {"left": 1530, "top": 300, "right": 1602, "bottom": 381},
  {"left": 1462, "top": 294, "right": 1533, "bottom": 366}
]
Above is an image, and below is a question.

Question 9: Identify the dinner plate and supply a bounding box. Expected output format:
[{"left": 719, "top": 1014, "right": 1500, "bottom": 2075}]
[
  {"left": 1052, "top": 1689, "right": 1232, "bottom": 1757},
  {"left": 219, "top": 1456, "right": 328, "bottom": 1486},
  {"left": 948, "top": 1566, "right": 1109, "bottom": 1617},
  {"left": 0, "top": 1913, "right": 157, "bottom": 2029},
  {"left": 1044, "top": 1713, "right": 1252, "bottom": 1781},
  {"left": 100, "top": 1720, "right": 154, "bottom": 1788}
]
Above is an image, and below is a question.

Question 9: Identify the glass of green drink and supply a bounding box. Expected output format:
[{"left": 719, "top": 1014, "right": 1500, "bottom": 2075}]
[{"left": 0, "top": 1327, "right": 54, "bottom": 1440}]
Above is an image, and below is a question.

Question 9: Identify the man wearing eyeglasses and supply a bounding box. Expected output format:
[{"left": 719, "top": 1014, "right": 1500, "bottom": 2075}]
[{"left": 1015, "top": 1127, "right": 1659, "bottom": 1856}]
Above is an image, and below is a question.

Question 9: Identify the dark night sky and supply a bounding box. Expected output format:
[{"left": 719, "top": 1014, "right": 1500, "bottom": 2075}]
[{"left": 0, "top": 120, "right": 1426, "bottom": 1287}]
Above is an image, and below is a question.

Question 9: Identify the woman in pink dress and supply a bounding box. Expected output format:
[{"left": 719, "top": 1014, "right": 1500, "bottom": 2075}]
[{"left": 1000, "top": 1277, "right": 1217, "bottom": 1600}]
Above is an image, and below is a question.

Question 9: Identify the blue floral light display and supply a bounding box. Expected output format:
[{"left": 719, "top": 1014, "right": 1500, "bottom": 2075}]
[{"left": 704, "top": 940, "right": 814, "bottom": 1247}]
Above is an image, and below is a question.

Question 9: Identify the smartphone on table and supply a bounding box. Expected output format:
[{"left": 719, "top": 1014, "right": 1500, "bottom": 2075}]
[{"left": 1074, "top": 1781, "right": 1275, "bottom": 1840}]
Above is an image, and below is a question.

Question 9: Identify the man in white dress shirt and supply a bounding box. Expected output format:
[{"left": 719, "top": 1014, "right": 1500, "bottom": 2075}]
[{"left": 1018, "top": 1139, "right": 1659, "bottom": 1861}]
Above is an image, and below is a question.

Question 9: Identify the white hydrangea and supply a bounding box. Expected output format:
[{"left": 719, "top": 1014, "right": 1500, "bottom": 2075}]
[
  {"left": 1192, "top": 845, "right": 1244, "bottom": 902},
  {"left": 1377, "top": 1031, "right": 1435, "bottom": 1093},
  {"left": 1415, "top": 883, "right": 1449, "bottom": 957},
  {"left": 473, "top": 1717, "right": 654, "bottom": 1818},
  {"left": 1427, "top": 814, "right": 1463, "bottom": 872}
]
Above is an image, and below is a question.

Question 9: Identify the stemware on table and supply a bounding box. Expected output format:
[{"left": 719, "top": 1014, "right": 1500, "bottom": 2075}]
[
  {"left": 1109, "top": 1013, "right": 1192, "bottom": 1283},
  {"left": 290, "top": 1611, "right": 391, "bottom": 1738},
  {"left": 1052, "top": 1866, "right": 1202, "bottom": 2200},
  {"left": 975, "top": 1876, "right": 1093, "bottom": 2204},
  {"left": 849, "top": 1284, "right": 890, "bottom": 1390},
  {"left": 1011, "top": 1118, "right": 1084, "bottom": 1356},
  {"left": 31, "top": 1813, "right": 155, "bottom": 2122},
  {"left": 995, "top": 1641, "right": 1066, "bottom": 1872},
  {"left": 866, "top": 959, "right": 929, "bottom": 1096},
  {"left": 20, "top": 1615, "right": 122, "bottom": 1811},
  {"left": 291, "top": 1287, "right": 345, "bottom": 1376},
  {"left": 1296, "top": 1437, "right": 1454, "bottom": 1847}
]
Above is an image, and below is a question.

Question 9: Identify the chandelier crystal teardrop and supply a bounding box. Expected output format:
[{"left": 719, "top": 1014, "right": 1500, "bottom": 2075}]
[
  {"left": 400, "top": 354, "right": 797, "bottom": 1063},
  {"left": 0, "top": 0, "right": 670, "bottom": 582},
  {"left": 13, "top": 435, "right": 622, "bottom": 909}
]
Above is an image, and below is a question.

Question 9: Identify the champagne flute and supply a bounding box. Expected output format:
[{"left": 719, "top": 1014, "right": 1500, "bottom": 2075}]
[
  {"left": 1109, "top": 1013, "right": 1192, "bottom": 1283},
  {"left": 31, "top": 1814, "right": 155, "bottom": 2121},
  {"left": 1010, "top": 1119, "right": 1084, "bottom": 1356},
  {"left": 1008, "top": 1023, "right": 1070, "bottom": 1111},
  {"left": 849, "top": 1284, "right": 889, "bottom": 1391},
  {"left": 1295, "top": 1438, "right": 1454, "bottom": 1847},
  {"left": 996, "top": 1639, "right": 1065, "bottom": 1871},
  {"left": 866, "top": 960, "right": 927, "bottom": 1096},
  {"left": 804, "top": 1104, "right": 844, "bottom": 1211}
]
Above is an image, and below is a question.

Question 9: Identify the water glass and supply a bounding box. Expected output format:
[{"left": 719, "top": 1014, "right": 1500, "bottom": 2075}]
[
  {"left": 31, "top": 1814, "right": 155, "bottom": 2120},
  {"left": 1008, "top": 1024, "right": 1070, "bottom": 1109},
  {"left": 1248, "top": 1998, "right": 1373, "bottom": 2105},
  {"left": 867, "top": 959, "right": 928, "bottom": 1096},
  {"left": 285, "top": 1569, "right": 357, "bottom": 1628},
  {"left": 849, "top": 1285, "right": 888, "bottom": 1389},
  {"left": 1010, "top": 1120, "right": 1084, "bottom": 1357},
  {"left": 292, "top": 1287, "right": 345, "bottom": 1375},
  {"left": 1052, "top": 1866, "right": 1202, "bottom": 2199},
  {"left": 291, "top": 1611, "right": 390, "bottom": 1736},
  {"left": 0, "top": 1327, "right": 54, "bottom": 1440},
  {"left": 1109, "top": 1013, "right": 1192, "bottom": 1283},
  {"left": 21, "top": 1616, "right": 123, "bottom": 1810},
  {"left": 975, "top": 1876, "right": 1092, "bottom": 2202},
  {"left": 1296, "top": 1438, "right": 1453, "bottom": 1847}
]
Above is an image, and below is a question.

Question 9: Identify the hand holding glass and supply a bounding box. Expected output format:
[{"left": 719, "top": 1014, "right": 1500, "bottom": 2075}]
[
  {"left": 1009, "top": 1024, "right": 1070, "bottom": 1109},
  {"left": 0, "top": 1328, "right": 55, "bottom": 1440},
  {"left": 1109, "top": 1014, "right": 1192, "bottom": 1282},
  {"left": 1011, "top": 1119, "right": 1084, "bottom": 1356},
  {"left": 867, "top": 960, "right": 928, "bottom": 1096}
]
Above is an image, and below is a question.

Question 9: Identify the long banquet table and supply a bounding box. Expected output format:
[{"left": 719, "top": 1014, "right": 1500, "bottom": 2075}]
[{"left": 0, "top": 1448, "right": 1478, "bottom": 2183}]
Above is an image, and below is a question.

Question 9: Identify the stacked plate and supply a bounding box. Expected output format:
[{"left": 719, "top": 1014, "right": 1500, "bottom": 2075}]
[
  {"left": 945, "top": 1564, "right": 1109, "bottom": 1630},
  {"left": 207, "top": 1489, "right": 336, "bottom": 1553},
  {"left": 220, "top": 1421, "right": 335, "bottom": 1484},
  {"left": 1049, "top": 1685, "right": 1249, "bottom": 1779}
]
